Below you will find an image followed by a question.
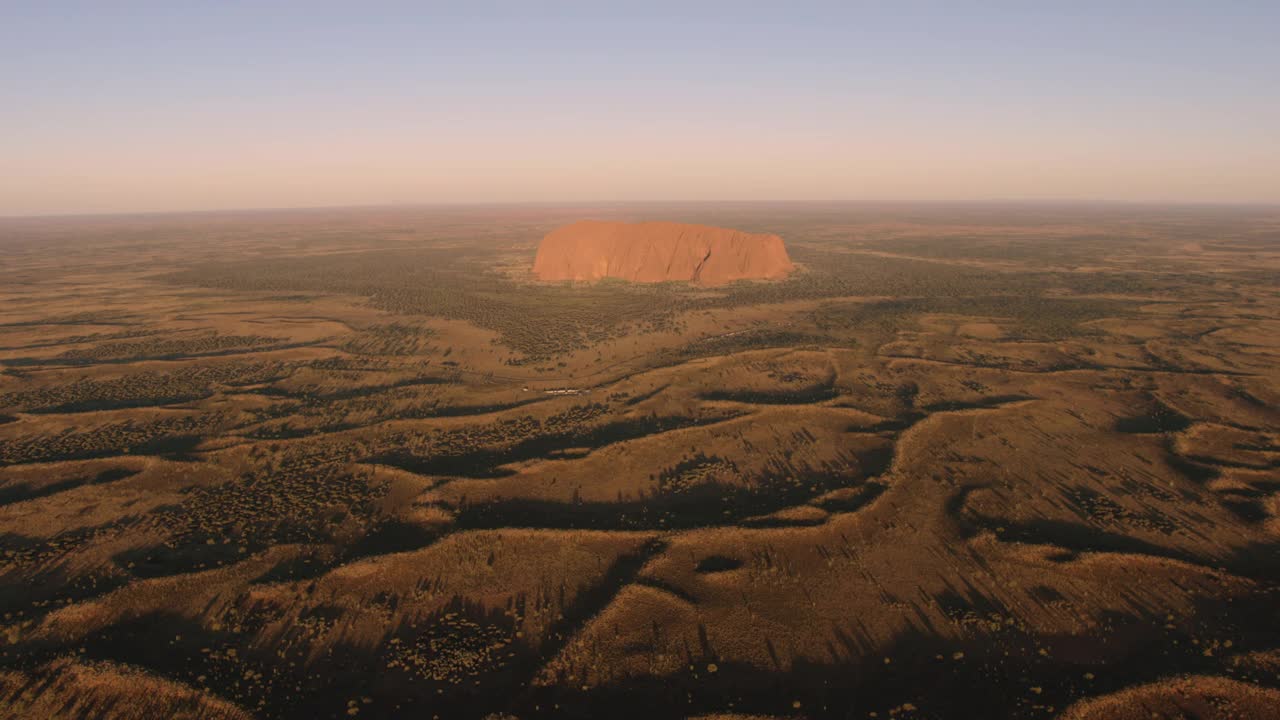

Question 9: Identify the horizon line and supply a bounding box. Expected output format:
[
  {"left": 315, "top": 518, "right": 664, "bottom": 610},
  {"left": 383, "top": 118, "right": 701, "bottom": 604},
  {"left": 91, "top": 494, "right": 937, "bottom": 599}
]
[{"left": 5, "top": 197, "right": 1280, "bottom": 222}]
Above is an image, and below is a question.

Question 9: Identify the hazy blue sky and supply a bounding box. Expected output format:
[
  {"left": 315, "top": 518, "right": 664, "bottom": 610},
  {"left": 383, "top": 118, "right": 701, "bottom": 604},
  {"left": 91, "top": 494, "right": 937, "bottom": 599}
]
[{"left": 3, "top": 1, "right": 1278, "bottom": 215}]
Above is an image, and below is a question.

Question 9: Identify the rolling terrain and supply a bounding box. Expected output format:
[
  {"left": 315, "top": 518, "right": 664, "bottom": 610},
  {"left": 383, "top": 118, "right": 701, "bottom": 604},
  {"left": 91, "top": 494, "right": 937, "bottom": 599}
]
[{"left": 0, "top": 204, "right": 1278, "bottom": 719}]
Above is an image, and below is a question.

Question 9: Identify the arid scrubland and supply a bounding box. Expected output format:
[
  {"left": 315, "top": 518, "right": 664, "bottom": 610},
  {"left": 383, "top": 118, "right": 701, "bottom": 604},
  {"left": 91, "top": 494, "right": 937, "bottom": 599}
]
[{"left": 0, "top": 204, "right": 1278, "bottom": 719}]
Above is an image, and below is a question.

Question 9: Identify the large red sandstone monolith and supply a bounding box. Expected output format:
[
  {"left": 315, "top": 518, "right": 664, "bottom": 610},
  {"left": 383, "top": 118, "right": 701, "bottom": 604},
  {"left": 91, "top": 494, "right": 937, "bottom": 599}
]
[{"left": 532, "top": 220, "right": 793, "bottom": 285}]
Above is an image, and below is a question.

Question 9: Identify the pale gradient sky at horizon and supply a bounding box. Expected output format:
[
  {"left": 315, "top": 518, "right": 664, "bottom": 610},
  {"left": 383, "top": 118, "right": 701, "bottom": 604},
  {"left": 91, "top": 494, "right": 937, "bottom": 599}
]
[{"left": 3, "top": 1, "right": 1279, "bottom": 216}]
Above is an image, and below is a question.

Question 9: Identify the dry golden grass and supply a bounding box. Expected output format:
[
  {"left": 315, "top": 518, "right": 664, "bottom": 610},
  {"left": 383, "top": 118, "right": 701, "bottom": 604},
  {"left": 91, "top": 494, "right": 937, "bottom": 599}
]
[
  {"left": 1058, "top": 674, "right": 1280, "bottom": 719},
  {"left": 0, "top": 658, "right": 252, "bottom": 720}
]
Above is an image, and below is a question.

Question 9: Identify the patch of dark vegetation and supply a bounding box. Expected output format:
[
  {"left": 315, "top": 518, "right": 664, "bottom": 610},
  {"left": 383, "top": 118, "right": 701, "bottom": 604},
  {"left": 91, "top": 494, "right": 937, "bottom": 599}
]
[
  {"left": 813, "top": 295, "right": 1130, "bottom": 342},
  {"left": 339, "top": 322, "right": 437, "bottom": 356},
  {"left": 242, "top": 420, "right": 362, "bottom": 440},
  {"left": 129, "top": 433, "right": 206, "bottom": 460},
  {"left": 670, "top": 329, "right": 833, "bottom": 360},
  {"left": 862, "top": 233, "right": 1126, "bottom": 264},
  {"left": 0, "top": 362, "right": 290, "bottom": 414},
  {"left": 241, "top": 383, "right": 544, "bottom": 440},
  {"left": 701, "top": 384, "right": 839, "bottom": 405},
  {"left": 160, "top": 234, "right": 1146, "bottom": 364},
  {"left": 655, "top": 452, "right": 737, "bottom": 495},
  {"left": 372, "top": 408, "right": 740, "bottom": 480},
  {"left": 248, "top": 376, "right": 445, "bottom": 404},
  {"left": 457, "top": 445, "right": 888, "bottom": 532},
  {"left": 0, "top": 328, "right": 165, "bottom": 353},
  {"left": 163, "top": 250, "right": 687, "bottom": 362},
  {"left": 0, "top": 311, "right": 136, "bottom": 329},
  {"left": 895, "top": 381, "right": 920, "bottom": 408},
  {"left": 1062, "top": 485, "right": 1179, "bottom": 534},
  {"left": 407, "top": 397, "right": 543, "bottom": 418},
  {"left": 120, "top": 457, "right": 391, "bottom": 574},
  {"left": 0, "top": 414, "right": 227, "bottom": 466},
  {"left": 302, "top": 375, "right": 452, "bottom": 402},
  {"left": 0, "top": 414, "right": 17, "bottom": 425},
  {"left": 4, "top": 333, "right": 293, "bottom": 367},
  {"left": 920, "top": 395, "right": 1033, "bottom": 413}
]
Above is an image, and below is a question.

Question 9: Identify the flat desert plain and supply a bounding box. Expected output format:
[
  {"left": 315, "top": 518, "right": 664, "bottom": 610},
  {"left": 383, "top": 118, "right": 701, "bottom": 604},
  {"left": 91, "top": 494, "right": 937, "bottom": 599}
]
[{"left": 0, "top": 204, "right": 1278, "bottom": 719}]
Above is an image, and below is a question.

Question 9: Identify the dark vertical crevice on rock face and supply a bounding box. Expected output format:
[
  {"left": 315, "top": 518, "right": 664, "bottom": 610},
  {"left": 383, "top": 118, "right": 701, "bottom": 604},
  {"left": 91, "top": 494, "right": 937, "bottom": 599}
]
[
  {"left": 691, "top": 247, "right": 714, "bottom": 283},
  {"left": 664, "top": 231, "right": 686, "bottom": 278}
]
